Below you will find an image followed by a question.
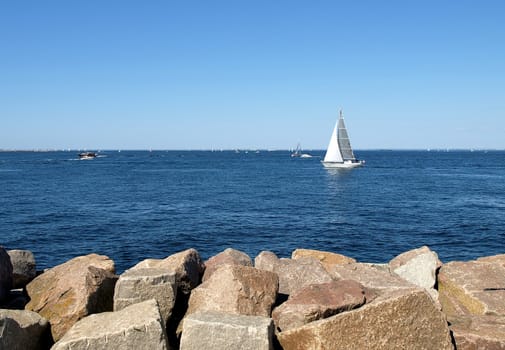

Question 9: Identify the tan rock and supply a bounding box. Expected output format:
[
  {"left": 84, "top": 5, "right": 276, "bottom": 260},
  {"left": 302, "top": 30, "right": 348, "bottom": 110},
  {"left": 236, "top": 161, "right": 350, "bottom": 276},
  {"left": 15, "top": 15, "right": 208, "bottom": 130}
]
[
  {"left": 202, "top": 248, "right": 252, "bottom": 282},
  {"left": 186, "top": 264, "right": 278, "bottom": 318},
  {"left": 25, "top": 254, "right": 117, "bottom": 341},
  {"left": 272, "top": 280, "right": 366, "bottom": 331},
  {"left": 450, "top": 315, "right": 505, "bottom": 350},
  {"left": 277, "top": 288, "right": 453, "bottom": 350},
  {"left": 292, "top": 249, "right": 356, "bottom": 272},
  {"left": 438, "top": 259, "right": 505, "bottom": 321},
  {"left": 132, "top": 248, "right": 204, "bottom": 294},
  {"left": 255, "top": 251, "right": 333, "bottom": 295},
  {"left": 114, "top": 268, "right": 177, "bottom": 327},
  {"left": 389, "top": 246, "right": 442, "bottom": 301},
  {"left": 51, "top": 299, "right": 169, "bottom": 350}
]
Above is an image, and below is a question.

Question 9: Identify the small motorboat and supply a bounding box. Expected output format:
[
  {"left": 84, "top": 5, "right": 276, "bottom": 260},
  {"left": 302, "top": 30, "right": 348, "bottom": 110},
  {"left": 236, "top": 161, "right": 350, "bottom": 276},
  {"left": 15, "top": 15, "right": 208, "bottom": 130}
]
[{"left": 78, "top": 152, "right": 97, "bottom": 160}]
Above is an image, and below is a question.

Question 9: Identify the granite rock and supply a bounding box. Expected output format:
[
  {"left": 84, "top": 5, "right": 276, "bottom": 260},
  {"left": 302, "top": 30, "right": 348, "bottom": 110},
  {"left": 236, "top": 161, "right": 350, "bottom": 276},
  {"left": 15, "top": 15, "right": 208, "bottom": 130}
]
[
  {"left": 8, "top": 249, "right": 37, "bottom": 289},
  {"left": 255, "top": 251, "right": 333, "bottom": 296},
  {"left": 277, "top": 288, "right": 453, "bottom": 350},
  {"left": 132, "top": 248, "right": 204, "bottom": 294},
  {"left": 185, "top": 264, "right": 278, "bottom": 318},
  {"left": 0, "top": 246, "right": 13, "bottom": 304},
  {"left": 202, "top": 248, "right": 252, "bottom": 282},
  {"left": 0, "top": 309, "right": 49, "bottom": 350},
  {"left": 114, "top": 268, "right": 177, "bottom": 327},
  {"left": 438, "top": 257, "right": 505, "bottom": 320},
  {"left": 25, "top": 254, "right": 117, "bottom": 341},
  {"left": 389, "top": 245, "right": 441, "bottom": 301},
  {"left": 272, "top": 280, "right": 366, "bottom": 331},
  {"left": 51, "top": 299, "right": 169, "bottom": 350},
  {"left": 180, "top": 311, "right": 274, "bottom": 350}
]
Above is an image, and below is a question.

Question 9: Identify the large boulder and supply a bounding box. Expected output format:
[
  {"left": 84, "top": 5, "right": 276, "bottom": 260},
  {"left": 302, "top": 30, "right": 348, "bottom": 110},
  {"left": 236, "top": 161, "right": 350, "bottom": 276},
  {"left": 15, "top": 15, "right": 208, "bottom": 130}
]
[
  {"left": 255, "top": 251, "right": 333, "bottom": 296},
  {"left": 114, "top": 268, "right": 177, "bottom": 327},
  {"left": 8, "top": 249, "right": 37, "bottom": 289},
  {"left": 180, "top": 311, "right": 274, "bottom": 350},
  {"left": 25, "top": 254, "right": 117, "bottom": 341},
  {"left": 389, "top": 246, "right": 441, "bottom": 301},
  {"left": 438, "top": 256, "right": 505, "bottom": 320},
  {"left": 51, "top": 299, "right": 169, "bottom": 350},
  {"left": 291, "top": 249, "right": 356, "bottom": 272},
  {"left": 202, "top": 248, "right": 252, "bottom": 282},
  {"left": 185, "top": 264, "right": 278, "bottom": 318},
  {"left": 449, "top": 315, "right": 505, "bottom": 350},
  {"left": 0, "top": 246, "right": 13, "bottom": 304},
  {"left": 132, "top": 248, "right": 204, "bottom": 294},
  {"left": 272, "top": 280, "right": 366, "bottom": 332},
  {"left": 277, "top": 288, "right": 453, "bottom": 350},
  {"left": 0, "top": 309, "right": 49, "bottom": 350}
]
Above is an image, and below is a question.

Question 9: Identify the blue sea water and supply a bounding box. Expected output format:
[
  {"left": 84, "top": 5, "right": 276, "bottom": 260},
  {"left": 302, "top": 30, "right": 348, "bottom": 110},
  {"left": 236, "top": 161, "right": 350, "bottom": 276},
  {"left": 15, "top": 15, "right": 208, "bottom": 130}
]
[{"left": 1, "top": 150, "right": 504, "bottom": 273}]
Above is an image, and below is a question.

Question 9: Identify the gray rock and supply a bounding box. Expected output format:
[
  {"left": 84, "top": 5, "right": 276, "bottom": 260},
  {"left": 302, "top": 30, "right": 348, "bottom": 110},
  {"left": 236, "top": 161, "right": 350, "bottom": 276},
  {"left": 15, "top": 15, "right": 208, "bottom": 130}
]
[
  {"left": 132, "top": 248, "right": 204, "bottom": 294},
  {"left": 7, "top": 250, "right": 36, "bottom": 289},
  {"left": 114, "top": 268, "right": 177, "bottom": 327},
  {"left": 0, "top": 309, "right": 49, "bottom": 350},
  {"left": 389, "top": 246, "right": 441, "bottom": 301},
  {"left": 51, "top": 299, "right": 169, "bottom": 350},
  {"left": 255, "top": 251, "right": 333, "bottom": 296},
  {"left": 0, "top": 247, "right": 13, "bottom": 304},
  {"left": 180, "top": 311, "right": 274, "bottom": 350}
]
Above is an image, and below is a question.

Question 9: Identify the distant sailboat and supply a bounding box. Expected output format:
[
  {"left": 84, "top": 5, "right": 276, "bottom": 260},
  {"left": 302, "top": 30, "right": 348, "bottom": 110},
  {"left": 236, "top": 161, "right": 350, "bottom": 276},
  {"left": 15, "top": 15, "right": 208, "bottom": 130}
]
[
  {"left": 291, "top": 143, "right": 313, "bottom": 158},
  {"left": 322, "top": 110, "right": 364, "bottom": 168}
]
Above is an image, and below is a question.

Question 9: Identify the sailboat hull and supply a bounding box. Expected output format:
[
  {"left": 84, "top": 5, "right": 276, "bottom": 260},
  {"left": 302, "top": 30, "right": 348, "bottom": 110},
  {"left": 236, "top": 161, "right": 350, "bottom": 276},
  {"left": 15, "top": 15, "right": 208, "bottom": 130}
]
[{"left": 321, "top": 160, "right": 364, "bottom": 169}]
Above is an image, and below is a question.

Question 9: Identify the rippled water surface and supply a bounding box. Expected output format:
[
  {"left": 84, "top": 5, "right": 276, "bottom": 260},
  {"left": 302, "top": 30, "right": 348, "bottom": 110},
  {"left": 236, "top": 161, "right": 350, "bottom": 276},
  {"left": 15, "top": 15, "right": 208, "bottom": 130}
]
[{"left": 1, "top": 150, "right": 504, "bottom": 272}]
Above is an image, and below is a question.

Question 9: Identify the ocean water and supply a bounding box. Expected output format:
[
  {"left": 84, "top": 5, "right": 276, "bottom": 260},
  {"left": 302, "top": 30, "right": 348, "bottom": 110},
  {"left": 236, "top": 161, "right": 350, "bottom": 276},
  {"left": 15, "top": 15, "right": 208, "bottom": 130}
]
[{"left": 1, "top": 150, "right": 504, "bottom": 273}]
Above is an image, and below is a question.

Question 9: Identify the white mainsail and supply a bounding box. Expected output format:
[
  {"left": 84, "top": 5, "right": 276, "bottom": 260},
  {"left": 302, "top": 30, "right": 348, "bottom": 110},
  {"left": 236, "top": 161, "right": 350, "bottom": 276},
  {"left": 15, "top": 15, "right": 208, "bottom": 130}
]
[
  {"left": 322, "top": 109, "right": 364, "bottom": 168},
  {"left": 323, "top": 118, "right": 343, "bottom": 163}
]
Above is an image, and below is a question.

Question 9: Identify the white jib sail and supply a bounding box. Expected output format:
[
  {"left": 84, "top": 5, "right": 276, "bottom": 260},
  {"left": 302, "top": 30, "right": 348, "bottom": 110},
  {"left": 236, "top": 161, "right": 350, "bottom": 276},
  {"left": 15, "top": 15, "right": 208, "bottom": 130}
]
[{"left": 323, "top": 118, "right": 343, "bottom": 163}]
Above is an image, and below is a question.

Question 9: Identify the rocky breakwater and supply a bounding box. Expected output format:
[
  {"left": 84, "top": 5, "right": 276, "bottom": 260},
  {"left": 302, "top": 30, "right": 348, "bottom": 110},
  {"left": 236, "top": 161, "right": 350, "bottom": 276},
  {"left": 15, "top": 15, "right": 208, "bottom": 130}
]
[{"left": 0, "top": 245, "right": 504, "bottom": 349}]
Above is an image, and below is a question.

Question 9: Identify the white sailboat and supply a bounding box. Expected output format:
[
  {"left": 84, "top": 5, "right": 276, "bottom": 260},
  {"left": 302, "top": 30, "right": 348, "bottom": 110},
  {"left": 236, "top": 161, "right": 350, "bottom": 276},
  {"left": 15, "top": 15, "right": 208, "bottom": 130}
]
[
  {"left": 291, "top": 143, "right": 312, "bottom": 158},
  {"left": 322, "top": 110, "right": 364, "bottom": 169}
]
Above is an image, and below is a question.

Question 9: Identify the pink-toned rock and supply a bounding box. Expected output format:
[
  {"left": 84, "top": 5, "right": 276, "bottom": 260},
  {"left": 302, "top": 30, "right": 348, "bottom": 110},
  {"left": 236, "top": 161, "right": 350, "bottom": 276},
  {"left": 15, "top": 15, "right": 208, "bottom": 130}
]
[
  {"left": 132, "top": 248, "right": 204, "bottom": 294},
  {"left": 0, "top": 246, "right": 13, "bottom": 303},
  {"left": 25, "top": 254, "right": 117, "bottom": 341},
  {"left": 450, "top": 315, "right": 505, "bottom": 350},
  {"left": 291, "top": 249, "right": 356, "bottom": 272},
  {"left": 255, "top": 251, "right": 333, "bottom": 295},
  {"left": 185, "top": 264, "right": 278, "bottom": 318},
  {"left": 277, "top": 288, "right": 453, "bottom": 350},
  {"left": 272, "top": 280, "right": 366, "bottom": 331},
  {"left": 202, "top": 248, "right": 252, "bottom": 281},
  {"left": 438, "top": 258, "right": 505, "bottom": 321},
  {"left": 389, "top": 246, "right": 442, "bottom": 301}
]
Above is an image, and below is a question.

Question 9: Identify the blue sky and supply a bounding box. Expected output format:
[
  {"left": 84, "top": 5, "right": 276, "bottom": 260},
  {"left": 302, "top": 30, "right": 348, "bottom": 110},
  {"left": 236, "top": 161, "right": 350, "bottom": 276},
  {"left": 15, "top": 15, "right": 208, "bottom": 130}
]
[{"left": 1, "top": 1, "right": 504, "bottom": 150}]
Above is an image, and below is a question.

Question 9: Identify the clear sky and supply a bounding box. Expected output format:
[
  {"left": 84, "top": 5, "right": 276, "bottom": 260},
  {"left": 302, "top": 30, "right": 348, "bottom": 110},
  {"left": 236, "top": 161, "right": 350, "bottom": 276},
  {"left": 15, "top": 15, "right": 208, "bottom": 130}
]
[{"left": 1, "top": 1, "right": 504, "bottom": 150}]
